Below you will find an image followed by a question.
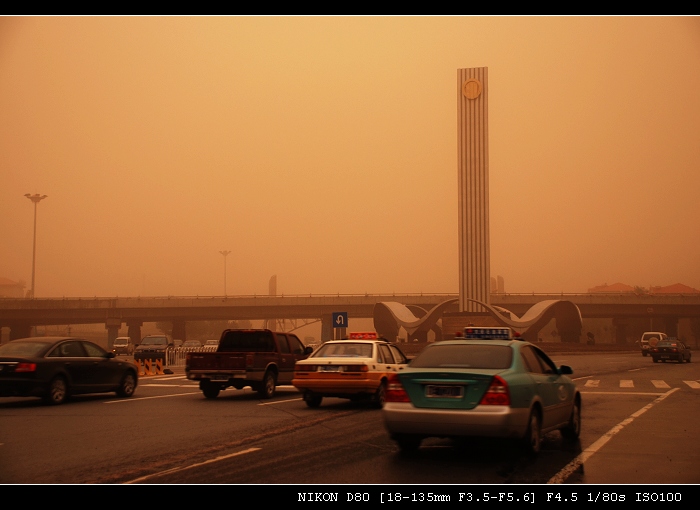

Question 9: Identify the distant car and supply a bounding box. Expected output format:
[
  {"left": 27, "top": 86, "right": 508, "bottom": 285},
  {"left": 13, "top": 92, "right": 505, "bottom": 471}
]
[
  {"left": 172, "top": 339, "right": 183, "bottom": 348},
  {"left": 639, "top": 332, "right": 667, "bottom": 357},
  {"left": 203, "top": 339, "right": 219, "bottom": 347},
  {"left": 649, "top": 339, "right": 691, "bottom": 363},
  {"left": 0, "top": 336, "right": 138, "bottom": 405},
  {"left": 134, "top": 335, "right": 172, "bottom": 362},
  {"left": 292, "top": 333, "right": 409, "bottom": 408},
  {"left": 182, "top": 340, "right": 202, "bottom": 349},
  {"left": 112, "top": 336, "right": 134, "bottom": 356},
  {"left": 382, "top": 327, "right": 581, "bottom": 455}
]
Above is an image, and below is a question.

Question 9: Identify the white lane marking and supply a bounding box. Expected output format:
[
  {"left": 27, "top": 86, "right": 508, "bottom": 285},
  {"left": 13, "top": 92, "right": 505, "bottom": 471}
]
[
  {"left": 619, "top": 380, "right": 634, "bottom": 388},
  {"left": 584, "top": 380, "right": 600, "bottom": 387},
  {"left": 652, "top": 380, "right": 671, "bottom": 389},
  {"left": 124, "top": 447, "right": 261, "bottom": 484},
  {"left": 141, "top": 383, "right": 198, "bottom": 387},
  {"left": 684, "top": 381, "right": 700, "bottom": 389},
  {"left": 257, "top": 398, "right": 303, "bottom": 406},
  {"left": 104, "top": 392, "right": 201, "bottom": 403},
  {"left": 581, "top": 391, "right": 664, "bottom": 396},
  {"left": 548, "top": 388, "right": 680, "bottom": 484}
]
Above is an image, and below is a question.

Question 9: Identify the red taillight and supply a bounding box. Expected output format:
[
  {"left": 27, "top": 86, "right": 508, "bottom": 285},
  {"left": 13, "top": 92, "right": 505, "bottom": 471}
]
[
  {"left": 246, "top": 354, "right": 254, "bottom": 368},
  {"left": 342, "top": 364, "right": 368, "bottom": 373},
  {"left": 295, "top": 364, "right": 316, "bottom": 372},
  {"left": 385, "top": 373, "right": 410, "bottom": 402},
  {"left": 479, "top": 375, "right": 510, "bottom": 406},
  {"left": 15, "top": 362, "right": 37, "bottom": 373}
]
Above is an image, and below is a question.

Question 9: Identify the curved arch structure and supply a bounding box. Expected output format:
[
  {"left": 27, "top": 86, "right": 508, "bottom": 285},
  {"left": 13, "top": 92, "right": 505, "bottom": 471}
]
[
  {"left": 373, "top": 299, "right": 458, "bottom": 343},
  {"left": 374, "top": 298, "right": 583, "bottom": 343}
]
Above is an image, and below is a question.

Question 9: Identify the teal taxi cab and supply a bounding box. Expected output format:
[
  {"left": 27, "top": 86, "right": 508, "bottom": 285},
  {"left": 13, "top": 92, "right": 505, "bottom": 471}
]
[{"left": 382, "top": 327, "right": 581, "bottom": 455}]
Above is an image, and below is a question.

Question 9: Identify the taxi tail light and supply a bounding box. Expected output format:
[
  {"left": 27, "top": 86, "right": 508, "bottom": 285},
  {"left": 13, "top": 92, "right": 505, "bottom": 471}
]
[
  {"left": 15, "top": 362, "right": 37, "bottom": 373},
  {"left": 342, "top": 364, "right": 368, "bottom": 373},
  {"left": 479, "top": 375, "right": 510, "bottom": 406},
  {"left": 385, "top": 373, "right": 410, "bottom": 403},
  {"left": 295, "top": 364, "right": 316, "bottom": 372}
]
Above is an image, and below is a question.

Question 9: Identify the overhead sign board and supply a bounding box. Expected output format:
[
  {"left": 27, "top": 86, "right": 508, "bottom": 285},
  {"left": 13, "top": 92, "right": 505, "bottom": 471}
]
[{"left": 332, "top": 312, "right": 348, "bottom": 329}]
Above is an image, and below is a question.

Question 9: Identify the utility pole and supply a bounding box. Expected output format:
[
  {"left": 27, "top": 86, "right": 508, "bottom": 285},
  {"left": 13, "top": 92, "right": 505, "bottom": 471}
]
[
  {"left": 219, "top": 250, "right": 231, "bottom": 297},
  {"left": 25, "top": 193, "right": 48, "bottom": 299}
]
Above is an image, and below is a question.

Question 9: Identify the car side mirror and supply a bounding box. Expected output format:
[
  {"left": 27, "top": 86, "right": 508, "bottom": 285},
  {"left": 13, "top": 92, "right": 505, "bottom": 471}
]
[
  {"left": 106, "top": 352, "right": 115, "bottom": 359},
  {"left": 558, "top": 365, "right": 573, "bottom": 375},
  {"left": 304, "top": 346, "right": 314, "bottom": 355}
]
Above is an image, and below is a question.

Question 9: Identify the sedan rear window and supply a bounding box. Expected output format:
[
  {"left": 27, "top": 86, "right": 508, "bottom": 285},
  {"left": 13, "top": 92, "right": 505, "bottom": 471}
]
[
  {"left": 0, "top": 341, "right": 51, "bottom": 357},
  {"left": 410, "top": 344, "right": 513, "bottom": 369}
]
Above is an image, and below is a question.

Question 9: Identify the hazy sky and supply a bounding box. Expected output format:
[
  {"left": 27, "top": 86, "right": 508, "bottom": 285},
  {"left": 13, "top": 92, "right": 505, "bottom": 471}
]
[{"left": 2, "top": 16, "right": 699, "bottom": 298}]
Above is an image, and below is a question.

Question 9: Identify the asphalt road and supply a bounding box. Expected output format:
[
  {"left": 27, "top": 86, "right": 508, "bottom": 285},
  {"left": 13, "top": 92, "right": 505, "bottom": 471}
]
[{"left": 0, "top": 352, "right": 698, "bottom": 485}]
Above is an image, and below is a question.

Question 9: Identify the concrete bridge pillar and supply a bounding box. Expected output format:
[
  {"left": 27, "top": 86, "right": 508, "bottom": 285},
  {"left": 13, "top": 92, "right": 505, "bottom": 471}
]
[
  {"left": 612, "top": 318, "right": 628, "bottom": 344},
  {"left": 9, "top": 322, "right": 32, "bottom": 340},
  {"left": 127, "top": 320, "right": 142, "bottom": 346},
  {"left": 105, "top": 318, "right": 121, "bottom": 349},
  {"left": 172, "top": 320, "right": 186, "bottom": 341},
  {"left": 321, "top": 314, "right": 333, "bottom": 343},
  {"left": 664, "top": 316, "right": 679, "bottom": 337}
]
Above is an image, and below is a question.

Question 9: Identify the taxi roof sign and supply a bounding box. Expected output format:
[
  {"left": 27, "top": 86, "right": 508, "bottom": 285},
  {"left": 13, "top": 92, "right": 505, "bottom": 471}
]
[
  {"left": 463, "top": 327, "right": 513, "bottom": 340},
  {"left": 349, "top": 332, "right": 378, "bottom": 339}
]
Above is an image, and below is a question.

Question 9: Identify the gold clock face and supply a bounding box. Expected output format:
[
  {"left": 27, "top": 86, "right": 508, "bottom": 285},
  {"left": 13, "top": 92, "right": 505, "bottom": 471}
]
[{"left": 462, "top": 78, "right": 482, "bottom": 99}]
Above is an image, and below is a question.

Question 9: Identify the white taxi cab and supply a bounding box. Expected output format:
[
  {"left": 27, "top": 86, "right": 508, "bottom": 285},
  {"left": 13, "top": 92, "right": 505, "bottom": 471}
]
[{"left": 292, "top": 332, "right": 409, "bottom": 408}]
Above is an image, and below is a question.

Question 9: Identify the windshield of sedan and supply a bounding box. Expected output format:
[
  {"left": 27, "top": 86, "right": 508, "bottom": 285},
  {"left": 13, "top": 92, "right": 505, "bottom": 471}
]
[
  {"left": 0, "top": 341, "right": 52, "bottom": 357},
  {"left": 410, "top": 344, "right": 513, "bottom": 369},
  {"left": 313, "top": 342, "right": 373, "bottom": 358}
]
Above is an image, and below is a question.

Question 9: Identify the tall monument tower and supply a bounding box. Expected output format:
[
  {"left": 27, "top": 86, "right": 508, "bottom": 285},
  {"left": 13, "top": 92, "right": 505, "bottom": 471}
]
[{"left": 457, "top": 67, "right": 490, "bottom": 313}]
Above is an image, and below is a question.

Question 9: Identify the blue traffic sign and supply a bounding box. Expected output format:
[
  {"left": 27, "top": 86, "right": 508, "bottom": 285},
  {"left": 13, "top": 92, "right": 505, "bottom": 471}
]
[{"left": 332, "top": 312, "right": 348, "bottom": 328}]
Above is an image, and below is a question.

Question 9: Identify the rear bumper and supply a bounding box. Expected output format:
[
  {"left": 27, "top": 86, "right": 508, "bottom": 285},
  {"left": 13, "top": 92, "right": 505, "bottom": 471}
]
[
  {"left": 292, "top": 377, "right": 378, "bottom": 396},
  {"left": 382, "top": 402, "right": 529, "bottom": 439}
]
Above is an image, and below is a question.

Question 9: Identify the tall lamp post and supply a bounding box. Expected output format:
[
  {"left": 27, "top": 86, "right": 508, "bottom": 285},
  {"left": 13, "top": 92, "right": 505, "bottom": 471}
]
[
  {"left": 219, "top": 250, "right": 231, "bottom": 297},
  {"left": 25, "top": 193, "right": 48, "bottom": 299}
]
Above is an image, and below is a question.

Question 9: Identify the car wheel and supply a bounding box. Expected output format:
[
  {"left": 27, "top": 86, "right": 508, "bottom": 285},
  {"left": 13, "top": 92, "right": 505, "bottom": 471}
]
[
  {"left": 116, "top": 371, "right": 137, "bottom": 398},
  {"left": 687, "top": 355, "right": 691, "bottom": 363},
  {"left": 303, "top": 390, "right": 322, "bottom": 408},
  {"left": 201, "top": 381, "right": 221, "bottom": 399},
  {"left": 560, "top": 397, "right": 581, "bottom": 441},
  {"left": 523, "top": 409, "right": 542, "bottom": 455},
  {"left": 43, "top": 376, "right": 68, "bottom": 405},
  {"left": 677, "top": 357, "right": 684, "bottom": 364},
  {"left": 395, "top": 434, "right": 421, "bottom": 454},
  {"left": 642, "top": 352, "right": 647, "bottom": 357},
  {"left": 258, "top": 370, "right": 276, "bottom": 399},
  {"left": 373, "top": 381, "right": 387, "bottom": 409},
  {"left": 652, "top": 357, "right": 658, "bottom": 363}
]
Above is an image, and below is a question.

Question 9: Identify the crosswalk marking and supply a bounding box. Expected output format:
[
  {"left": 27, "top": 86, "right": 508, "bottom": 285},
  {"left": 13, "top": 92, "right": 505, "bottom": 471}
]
[{"left": 580, "top": 379, "right": 700, "bottom": 390}]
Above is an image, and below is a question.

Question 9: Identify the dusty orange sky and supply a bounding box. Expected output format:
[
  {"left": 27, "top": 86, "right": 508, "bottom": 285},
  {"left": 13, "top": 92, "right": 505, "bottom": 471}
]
[{"left": 1, "top": 16, "right": 699, "bottom": 298}]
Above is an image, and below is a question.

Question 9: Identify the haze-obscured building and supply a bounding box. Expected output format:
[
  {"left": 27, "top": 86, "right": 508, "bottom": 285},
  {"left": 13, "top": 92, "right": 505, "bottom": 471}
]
[{"left": 0, "top": 277, "right": 26, "bottom": 298}]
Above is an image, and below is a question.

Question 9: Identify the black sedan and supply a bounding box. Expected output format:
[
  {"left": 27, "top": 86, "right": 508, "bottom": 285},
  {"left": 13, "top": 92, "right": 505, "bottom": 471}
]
[
  {"left": 0, "top": 336, "right": 139, "bottom": 405},
  {"left": 650, "top": 339, "right": 692, "bottom": 363}
]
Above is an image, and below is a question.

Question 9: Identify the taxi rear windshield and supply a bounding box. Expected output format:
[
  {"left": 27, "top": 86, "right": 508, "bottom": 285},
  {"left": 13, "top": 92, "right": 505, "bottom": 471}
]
[
  {"left": 313, "top": 342, "right": 373, "bottom": 358},
  {"left": 410, "top": 344, "right": 512, "bottom": 369}
]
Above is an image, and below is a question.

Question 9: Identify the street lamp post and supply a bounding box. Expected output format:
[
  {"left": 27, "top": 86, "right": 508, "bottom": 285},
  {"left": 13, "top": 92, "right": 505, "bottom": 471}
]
[
  {"left": 219, "top": 250, "right": 231, "bottom": 297},
  {"left": 25, "top": 193, "right": 48, "bottom": 299}
]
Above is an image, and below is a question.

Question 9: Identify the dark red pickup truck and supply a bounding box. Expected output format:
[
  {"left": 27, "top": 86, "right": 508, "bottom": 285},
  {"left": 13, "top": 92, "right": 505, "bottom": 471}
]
[{"left": 185, "top": 329, "right": 313, "bottom": 399}]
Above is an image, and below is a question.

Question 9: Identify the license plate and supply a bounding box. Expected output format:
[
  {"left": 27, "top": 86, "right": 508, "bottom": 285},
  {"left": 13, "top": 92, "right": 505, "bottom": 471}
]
[
  {"left": 210, "top": 376, "right": 229, "bottom": 381},
  {"left": 426, "top": 385, "right": 463, "bottom": 398},
  {"left": 660, "top": 355, "right": 670, "bottom": 359},
  {"left": 320, "top": 366, "right": 340, "bottom": 372}
]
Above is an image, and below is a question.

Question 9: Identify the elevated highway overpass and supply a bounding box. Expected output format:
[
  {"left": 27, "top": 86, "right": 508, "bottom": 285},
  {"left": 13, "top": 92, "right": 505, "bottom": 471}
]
[{"left": 1, "top": 293, "right": 698, "bottom": 344}]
